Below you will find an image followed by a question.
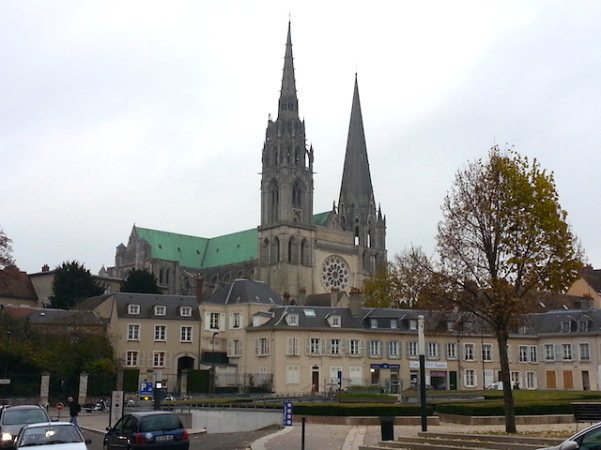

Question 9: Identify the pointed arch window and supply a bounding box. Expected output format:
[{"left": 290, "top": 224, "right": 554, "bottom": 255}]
[
  {"left": 271, "top": 237, "right": 280, "bottom": 264},
  {"left": 301, "top": 239, "right": 310, "bottom": 266},
  {"left": 270, "top": 180, "right": 279, "bottom": 223},
  {"left": 354, "top": 225, "right": 360, "bottom": 246},
  {"left": 288, "top": 237, "right": 297, "bottom": 263},
  {"left": 292, "top": 180, "right": 302, "bottom": 209},
  {"left": 294, "top": 146, "right": 301, "bottom": 165}
]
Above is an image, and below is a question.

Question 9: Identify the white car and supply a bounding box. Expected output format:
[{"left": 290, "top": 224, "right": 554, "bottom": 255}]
[
  {"left": 536, "top": 421, "right": 601, "bottom": 450},
  {"left": 15, "top": 422, "right": 91, "bottom": 450}
]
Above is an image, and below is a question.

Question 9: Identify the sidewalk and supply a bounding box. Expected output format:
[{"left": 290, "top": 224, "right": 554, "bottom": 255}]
[{"left": 251, "top": 421, "right": 580, "bottom": 450}]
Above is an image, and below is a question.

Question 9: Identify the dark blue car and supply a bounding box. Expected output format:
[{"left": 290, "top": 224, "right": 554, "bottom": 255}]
[{"left": 103, "top": 411, "right": 189, "bottom": 449}]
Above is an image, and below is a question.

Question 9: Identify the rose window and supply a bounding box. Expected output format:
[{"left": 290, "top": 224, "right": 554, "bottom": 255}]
[{"left": 321, "top": 255, "right": 350, "bottom": 290}]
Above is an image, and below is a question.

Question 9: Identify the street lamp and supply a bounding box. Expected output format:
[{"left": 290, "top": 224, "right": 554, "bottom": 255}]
[
  {"left": 418, "top": 315, "right": 427, "bottom": 432},
  {"left": 4, "top": 331, "right": 12, "bottom": 379},
  {"left": 210, "top": 332, "right": 219, "bottom": 394}
]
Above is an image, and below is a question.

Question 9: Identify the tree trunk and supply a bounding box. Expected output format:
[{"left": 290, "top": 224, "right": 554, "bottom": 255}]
[{"left": 497, "top": 332, "right": 516, "bottom": 433}]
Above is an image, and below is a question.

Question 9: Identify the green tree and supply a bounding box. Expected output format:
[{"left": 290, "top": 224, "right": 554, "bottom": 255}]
[
  {"left": 49, "top": 261, "right": 104, "bottom": 309},
  {"left": 414, "top": 146, "right": 581, "bottom": 432},
  {"left": 0, "top": 227, "right": 14, "bottom": 269},
  {"left": 120, "top": 268, "right": 161, "bottom": 294}
]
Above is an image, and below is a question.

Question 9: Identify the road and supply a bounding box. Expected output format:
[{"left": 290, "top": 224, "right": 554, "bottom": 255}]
[{"left": 82, "top": 427, "right": 279, "bottom": 450}]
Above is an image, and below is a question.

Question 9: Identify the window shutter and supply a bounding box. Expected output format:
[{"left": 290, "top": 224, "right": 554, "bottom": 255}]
[
  {"left": 204, "top": 312, "right": 211, "bottom": 331},
  {"left": 219, "top": 313, "right": 225, "bottom": 330},
  {"left": 227, "top": 339, "right": 233, "bottom": 356},
  {"left": 255, "top": 338, "right": 260, "bottom": 356},
  {"left": 229, "top": 313, "right": 233, "bottom": 329},
  {"left": 266, "top": 338, "right": 271, "bottom": 355},
  {"left": 305, "top": 338, "right": 311, "bottom": 355},
  {"left": 165, "top": 352, "right": 171, "bottom": 368}
]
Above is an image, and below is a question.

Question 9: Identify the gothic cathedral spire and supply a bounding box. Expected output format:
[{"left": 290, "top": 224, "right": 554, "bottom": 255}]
[
  {"left": 338, "top": 75, "right": 387, "bottom": 271},
  {"left": 260, "top": 21, "right": 314, "bottom": 229}
]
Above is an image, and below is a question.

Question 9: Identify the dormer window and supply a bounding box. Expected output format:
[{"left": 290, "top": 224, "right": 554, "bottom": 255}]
[
  {"left": 370, "top": 318, "right": 377, "bottom": 329},
  {"left": 331, "top": 315, "right": 341, "bottom": 327},
  {"left": 561, "top": 321, "right": 571, "bottom": 333},
  {"left": 128, "top": 304, "right": 140, "bottom": 315},
  {"left": 390, "top": 318, "right": 398, "bottom": 329},
  {"left": 517, "top": 326, "right": 528, "bottom": 335},
  {"left": 155, "top": 306, "right": 166, "bottom": 316},
  {"left": 408, "top": 319, "right": 417, "bottom": 330},
  {"left": 288, "top": 314, "right": 299, "bottom": 326},
  {"left": 180, "top": 306, "right": 192, "bottom": 317},
  {"left": 578, "top": 320, "right": 588, "bottom": 332}
]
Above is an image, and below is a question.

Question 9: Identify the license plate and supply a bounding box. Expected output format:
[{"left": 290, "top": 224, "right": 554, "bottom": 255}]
[{"left": 156, "top": 435, "right": 174, "bottom": 442}]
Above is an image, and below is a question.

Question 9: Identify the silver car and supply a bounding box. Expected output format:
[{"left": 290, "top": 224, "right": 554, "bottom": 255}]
[{"left": 537, "top": 421, "right": 601, "bottom": 450}]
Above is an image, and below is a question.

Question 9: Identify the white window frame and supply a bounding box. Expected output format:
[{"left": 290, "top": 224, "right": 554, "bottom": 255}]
[
  {"left": 288, "top": 314, "right": 299, "bottom": 326},
  {"left": 180, "top": 306, "right": 192, "bottom": 317},
  {"left": 329, "top": 339, "right": 341, "bottom": 356},
  {"left": 464, "top": 369, "right": 476, "bottom": 387},
  {"left": 387, "top": 341, "right": 401, "bottom": 359},
  {"left": 153, "top": 351, "right": 166, "bottom": 368},
  {"left": 227, "top": 339, "right": 242, "bottom": 357},
  {"left": 209, "top": 312, "right": 220, "bottom": 330},
  {"left": 544, "top": 344, "right": 555, "bottom": 361},
  {"left": 309, "top": 338, "right": 322, "bottom": 356},
  {"left": 286, "top": 365, "right": 300, "bottom": 384},
  {"left": 427, "top": 342, "right": 439, "bottom": 359},
  {"left": 408, "top": 341, "right": 418, "bottom": 358},
  {"left": 180, "top": 326, "right": 192, "bottom": 342},
  {"left": 126, "top": 350, "right": 138, "bottom": 367},
  {"left": 463, "top": 343, "right": 475, "bottom": 361},
  {"left": 529, "top": 346, "right": 538, "bottom": 363},
  {"left": 255, "top": 337, "right": 270, "bottom": 356},
  {"left": 482, "top": 343, "right": 493, "bottom": 362},
  {"left": 128, "top": 304, "right": 140, "bottom": 315},
  {"left": 127, "top": 324, "right": 140, "bottom": 341},
  {"left": 154, "top": 305, "right": 166, "bottom": 316},
  {"left": 349, "top": 339, "right": 361, "bottom": 357},
  {"left": 368, "top": 340, "right": 382, "bottom": 358},
  {"left": 446, "top": 342, "right": 458, "bottom": 360},
  {"left": 525, "top": 371, "right": 537, "bottom": 389},
  {"left": 580, "top": 342, "right": 590, "bottom": 361},
  {"left": 519, "top": 345, "right": 528, "bottom": 363},
  {"left": 287, "top": 337, "right": 299, "bottom": 356},
  {"left": 154, "top": 325, "right": 166, "bottom": 342},
  {"left": 562, "top": 343, "right": 573, "bottom": 361}
]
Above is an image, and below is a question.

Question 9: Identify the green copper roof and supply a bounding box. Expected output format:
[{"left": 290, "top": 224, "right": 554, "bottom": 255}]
[
  {"left": 312, "top": 211, "right": 331, "bottom": 226},
  {"left": 135, "top": 228, "right": 209, "bottom": 269},
  {"left": 134, "top": 211, "right": 331, "bottom": 270}
]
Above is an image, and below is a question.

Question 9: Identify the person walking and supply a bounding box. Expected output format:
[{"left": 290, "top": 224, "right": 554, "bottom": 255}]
[{"left": 67, "top": 396, "right": 81, "bottom": 430}]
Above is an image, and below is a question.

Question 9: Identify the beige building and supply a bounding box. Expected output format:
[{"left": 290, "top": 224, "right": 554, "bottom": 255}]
[{"left": 74, "top": 278, "right": 601, "bottom": 395}]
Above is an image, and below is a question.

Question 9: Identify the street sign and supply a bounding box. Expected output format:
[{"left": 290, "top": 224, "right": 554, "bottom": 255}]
[
  {"left": 140, "top": 382, "right": 153, "bottom": 398},
  {"left": 55, "top": 402, "right": 64, "bottom": 410},
  {"left": 0, "top": 379, "right": 10, "bottom": 385},
  {"left": 282, "top": 401, "right": 293, "bottom": 426}
]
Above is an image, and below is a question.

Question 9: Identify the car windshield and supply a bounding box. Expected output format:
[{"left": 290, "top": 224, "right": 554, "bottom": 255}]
[
  {"left": 3, "top": 410, "right": 48, "bottom": 425},
  {"left": 139, "top": 415, "right": 182, "bottom": 432},
  {"left": 18, "top": 425, "right": 82, "bottom": 447}
]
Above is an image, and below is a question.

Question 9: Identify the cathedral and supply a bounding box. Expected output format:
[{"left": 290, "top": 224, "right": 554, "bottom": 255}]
[{"left": 107, "top": 22, "right": 386, "bottom": 302}]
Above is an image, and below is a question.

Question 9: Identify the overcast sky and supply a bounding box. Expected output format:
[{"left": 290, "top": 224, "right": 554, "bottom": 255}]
[{"left": 2, "top": 1, "right": 600, "bottom": 276}]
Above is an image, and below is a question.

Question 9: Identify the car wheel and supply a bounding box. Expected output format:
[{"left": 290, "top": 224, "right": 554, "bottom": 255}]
[{"left": 103, "top": 443, "right": 110, "bottom": 450}]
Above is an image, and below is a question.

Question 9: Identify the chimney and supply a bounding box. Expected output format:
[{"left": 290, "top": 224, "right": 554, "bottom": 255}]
[
  {"left": 42, "top": 264, "right": 50, "bottom": 272},
  {"left": 195, "top": 275, "right": 205, "bottom": 304},
  {"left": 349, "top": 287, "right": 362, "bottom": 317},
  {"left": 283, "top": 292, "right": 291, "bottom": 306},
  {"left": 298, "top": 287, "right": 306, "bottom": 306},
  {"left": 330, "top": 288, "right": 339, "bottom": 307}
]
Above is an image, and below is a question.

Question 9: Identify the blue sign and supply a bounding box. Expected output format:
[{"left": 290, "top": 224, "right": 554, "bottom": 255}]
[
  {"left": 282, "top": 401, "right": 293, "bottom": 426},
  {"left": 337, "top": 370, "right": 342, "bottom": 388},
  {"left": 370, "top": 363, "right": 400, "bottom": 369},
  {"left": 140, "top": 382, "right": 153, "bottom": 396}
]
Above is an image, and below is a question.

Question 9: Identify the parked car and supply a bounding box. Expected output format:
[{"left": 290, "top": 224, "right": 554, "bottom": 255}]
[
  {"left": 15, "top": 422, "right": 91, "bottom": 450},
  {"left": 536, "top": 421, "right": 601, "bottom": 449},
  {"left": 0, "top": 404, "right": 52, "bottom": 449},
  {"left": 103, "top": 411, "right": 189, "bottom": 449}
]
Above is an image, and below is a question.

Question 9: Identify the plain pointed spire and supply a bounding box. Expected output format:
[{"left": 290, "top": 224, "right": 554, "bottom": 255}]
[{"left": 339, "top": 74, "right": 375, "bottom": 206}]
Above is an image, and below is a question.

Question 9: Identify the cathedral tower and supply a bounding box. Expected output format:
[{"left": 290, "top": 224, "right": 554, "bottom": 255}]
[
  {"left": 338, "top": 75, "right": 387, "bottom": 273},
  {"left": 258, "top": 22, "right": 315, "bottom": 298}
]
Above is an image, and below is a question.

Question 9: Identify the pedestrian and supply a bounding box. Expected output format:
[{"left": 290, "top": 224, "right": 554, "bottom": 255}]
[{"left": 67, "top": 396, "right": 81, "bottom": 430}]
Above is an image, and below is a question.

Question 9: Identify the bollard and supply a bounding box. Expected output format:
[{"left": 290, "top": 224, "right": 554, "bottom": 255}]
[{"left": 379, "top": 416, "right": 394, "bottom": 441}]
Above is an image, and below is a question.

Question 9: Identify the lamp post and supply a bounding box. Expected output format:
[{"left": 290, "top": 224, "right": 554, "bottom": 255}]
[
  {"left": 4, "top": 331, "right": 12, "bottom": 380},
  {"left": 210, "top": 332, "right": 219, "bottom": 394},
  {"left": 418, "top": 315, "right": 427, "bottom": 432}
]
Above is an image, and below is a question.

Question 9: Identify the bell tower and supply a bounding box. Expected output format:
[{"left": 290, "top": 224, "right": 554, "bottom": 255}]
[{"left": 258, "top": 22, "right": 315, "bottom": 298}]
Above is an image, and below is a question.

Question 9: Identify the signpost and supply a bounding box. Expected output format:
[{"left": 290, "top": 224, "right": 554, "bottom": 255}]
[
  {"left": 282, "top": 401, "right": 293, "bottom": 426},
  {"left": 55, "top": 402, "right": 64, "bottom": 421},
  {"left": 110, "top": 391, "right": 124, "bottom": 426},
  {"left": 140, "top": 382, "right": 153, "bottom": 400}
]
